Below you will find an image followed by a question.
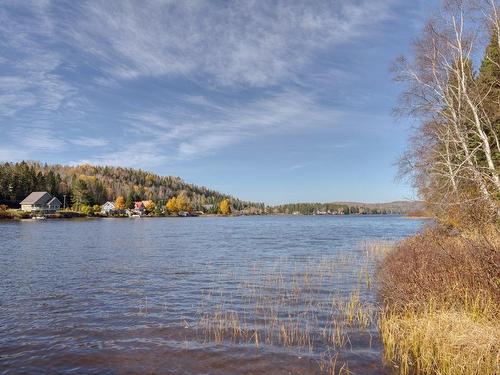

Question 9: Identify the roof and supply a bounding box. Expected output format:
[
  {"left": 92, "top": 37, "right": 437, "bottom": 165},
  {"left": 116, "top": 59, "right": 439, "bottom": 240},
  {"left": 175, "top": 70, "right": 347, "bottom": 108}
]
[
  {"left": 48, "top": 197, "right": 61, "bottom": 205},
  {"left": 103, "top": 201, "right": 115, "bottom": 207},
  {"left": 20, "top": 192, "right": 52, "bottom": 205},
  {"left": 134, "top": 201, "right": 145, "bottom": 209}
]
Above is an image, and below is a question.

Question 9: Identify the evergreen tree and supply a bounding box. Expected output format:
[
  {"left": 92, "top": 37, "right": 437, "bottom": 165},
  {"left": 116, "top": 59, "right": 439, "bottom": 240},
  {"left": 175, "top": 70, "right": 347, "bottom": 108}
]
[
  {"left": 71, "top": 178, "right": 93, "bottom": 209},
  {"left": 477, "top": 29, "right": 500, "bottom": 167}
]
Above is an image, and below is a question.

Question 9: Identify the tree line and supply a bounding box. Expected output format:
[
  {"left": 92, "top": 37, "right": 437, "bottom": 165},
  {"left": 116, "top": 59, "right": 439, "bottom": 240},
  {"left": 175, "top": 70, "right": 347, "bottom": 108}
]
[
  {"left": 270, "top": 202, "right": 419, "bottom": 215},
  {"left": 0, "top": 161, "right": 265, "bottom": 214}
]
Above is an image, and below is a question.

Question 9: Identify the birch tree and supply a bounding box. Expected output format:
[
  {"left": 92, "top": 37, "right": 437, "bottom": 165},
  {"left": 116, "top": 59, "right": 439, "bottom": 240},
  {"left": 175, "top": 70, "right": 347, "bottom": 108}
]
[{"left": 395, "top": 0, "right": 500, "bottom": 224}]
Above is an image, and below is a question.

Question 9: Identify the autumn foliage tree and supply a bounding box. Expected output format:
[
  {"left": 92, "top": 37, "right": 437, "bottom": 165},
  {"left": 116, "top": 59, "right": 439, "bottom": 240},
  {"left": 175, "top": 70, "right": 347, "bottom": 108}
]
[
  {"left": 144, "top": 200, "right": 156, "bottom": 213},
  {"left": 165, "top": 197, "right": 177, "bottom": 214},
  {"left": 115, "top": 196, "right": 126, "bottom": 210},
  {"left": 219, "top": 198, "right": 231, "bottom": 215},
  {"left": 176, "top": 191, "right": 191, "bottom": 212}
]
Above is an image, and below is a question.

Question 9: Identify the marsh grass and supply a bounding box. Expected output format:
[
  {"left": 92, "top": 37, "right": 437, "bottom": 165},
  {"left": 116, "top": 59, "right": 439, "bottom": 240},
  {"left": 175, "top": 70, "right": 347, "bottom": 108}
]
[
  {"left": 194, "top": 252, "right": 379, "bottom": 374},
  {"left": 362, "top": 240, "right": 395, "bottom": 260}
]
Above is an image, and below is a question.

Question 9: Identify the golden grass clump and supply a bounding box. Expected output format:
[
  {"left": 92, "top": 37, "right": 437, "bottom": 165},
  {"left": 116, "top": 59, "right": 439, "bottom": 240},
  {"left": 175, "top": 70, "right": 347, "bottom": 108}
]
[{"left": 380, "top": 309, "right": 500, "bottom": 375}]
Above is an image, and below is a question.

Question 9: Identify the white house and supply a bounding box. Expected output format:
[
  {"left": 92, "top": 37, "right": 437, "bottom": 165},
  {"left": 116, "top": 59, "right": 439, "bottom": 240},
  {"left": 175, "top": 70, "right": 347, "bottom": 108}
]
[
  {"left": 20, "top": 192, "right": 61, "bottom": 213},
  {"left": 101, "top": 201, "right": 115, "bottom": 215}
]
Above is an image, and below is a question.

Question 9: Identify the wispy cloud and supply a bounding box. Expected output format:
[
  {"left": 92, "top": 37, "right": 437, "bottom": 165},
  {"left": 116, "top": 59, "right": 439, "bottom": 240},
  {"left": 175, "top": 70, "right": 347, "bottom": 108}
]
[
  {"left": 9, "top": 126, "right": 66, "bottom": 151},
  {"left": 288, "top": 163, "right": 308, "bottom": 171},
  {"left": 70, "top": 137, "right": 109, "bottom": 147},
  {"left": 0, "top": 0, "right": 397, "bottom": 168},
  {"left": 63, "top": 0, "right": 394, "bottom": 87},
  {"left": 0, "top": 1, "right": 79, "bottom": 119},
  {"left": 78, "top": 89, "right": 341, "bottom": 167}
]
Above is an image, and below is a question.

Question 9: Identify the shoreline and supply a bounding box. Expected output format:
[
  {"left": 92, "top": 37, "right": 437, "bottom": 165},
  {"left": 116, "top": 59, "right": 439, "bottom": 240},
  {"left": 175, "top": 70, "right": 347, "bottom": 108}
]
[{"left": 0, "top": 212, "right": 420, "bottom": 221}]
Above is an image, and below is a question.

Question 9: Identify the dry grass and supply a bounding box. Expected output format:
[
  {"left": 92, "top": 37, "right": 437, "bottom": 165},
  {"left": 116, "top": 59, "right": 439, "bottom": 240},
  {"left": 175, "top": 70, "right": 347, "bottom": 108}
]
[
  {"left": 378, "top": 227, "right": 500, "bottom": 374},
  {"left": 380, "top": 308, "right": 500, "bottom": 375}
]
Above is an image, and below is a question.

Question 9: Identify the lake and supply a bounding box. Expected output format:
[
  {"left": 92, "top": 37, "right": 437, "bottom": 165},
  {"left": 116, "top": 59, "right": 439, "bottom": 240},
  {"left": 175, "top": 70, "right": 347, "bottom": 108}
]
[{"left": 0, "top": 215, "right": 426, "bottom": 374}]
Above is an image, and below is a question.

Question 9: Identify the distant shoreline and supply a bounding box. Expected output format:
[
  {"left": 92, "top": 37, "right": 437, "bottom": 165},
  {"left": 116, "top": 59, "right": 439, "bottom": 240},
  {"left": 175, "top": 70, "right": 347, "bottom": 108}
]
[{"left": 0, "top": 210, "right": 424, "bottom": 221}]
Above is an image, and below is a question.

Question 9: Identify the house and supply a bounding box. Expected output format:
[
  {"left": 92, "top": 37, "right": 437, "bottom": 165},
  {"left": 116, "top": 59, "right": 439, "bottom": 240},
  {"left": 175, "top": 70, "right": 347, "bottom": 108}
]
[
  {"left": 20, "top": 192, "right": 61, "bottom": 213},
  {"left": 130, "top": 201, "right": 145, "bottom": 216},
  {"left": 101, "top": 201, "right": 115, "bottom": 215}
]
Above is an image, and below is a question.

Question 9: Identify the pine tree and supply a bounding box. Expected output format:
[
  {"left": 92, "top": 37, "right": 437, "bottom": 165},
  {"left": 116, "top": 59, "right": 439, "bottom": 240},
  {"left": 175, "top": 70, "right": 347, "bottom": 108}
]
[{"left": 477, "top": 29, "right": 500, "bottom": 167}]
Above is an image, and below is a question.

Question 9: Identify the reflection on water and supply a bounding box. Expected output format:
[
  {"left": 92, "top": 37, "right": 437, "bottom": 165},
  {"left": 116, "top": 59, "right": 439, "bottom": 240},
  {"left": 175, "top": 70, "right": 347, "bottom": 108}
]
[{"left": 0, "top": 216, "right": 425, "bottom": 374}]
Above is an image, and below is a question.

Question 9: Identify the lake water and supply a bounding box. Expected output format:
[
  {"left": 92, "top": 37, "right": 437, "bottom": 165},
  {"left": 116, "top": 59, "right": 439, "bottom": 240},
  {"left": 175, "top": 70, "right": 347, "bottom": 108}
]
[{"left": 0, "top": 215, "right": 426, "bottom": 374}]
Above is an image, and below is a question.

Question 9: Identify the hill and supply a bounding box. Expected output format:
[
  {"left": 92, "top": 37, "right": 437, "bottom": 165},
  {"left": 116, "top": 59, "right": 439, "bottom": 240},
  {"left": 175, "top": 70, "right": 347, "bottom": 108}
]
[{"left": 0, "top": 161, "right": 265, "bottom": 213}]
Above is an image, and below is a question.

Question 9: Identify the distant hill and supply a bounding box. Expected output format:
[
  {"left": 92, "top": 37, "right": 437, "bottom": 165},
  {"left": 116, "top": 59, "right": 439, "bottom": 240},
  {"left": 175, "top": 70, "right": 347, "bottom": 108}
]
[
  {"left": 0, "top": 161, "right": 423, "bottom": 215},
  {"left": 0, "top": 161, "right": 264, "bottom": 213},
  {"left": 270, "top": 201, "right": 424, "bottom": 215}
]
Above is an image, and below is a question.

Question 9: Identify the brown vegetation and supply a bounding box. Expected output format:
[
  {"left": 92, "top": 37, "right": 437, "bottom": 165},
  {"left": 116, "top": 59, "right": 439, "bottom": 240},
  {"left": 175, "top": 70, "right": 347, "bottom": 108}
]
[
  {"left": 379, "top": 228, "right": 499, "bottom": 312},
  {"left": 384, "top": 1, "right": 500, "bottom": 371},
  {"left": 378, "top": 227, "right": 500, "bottom": 374}
]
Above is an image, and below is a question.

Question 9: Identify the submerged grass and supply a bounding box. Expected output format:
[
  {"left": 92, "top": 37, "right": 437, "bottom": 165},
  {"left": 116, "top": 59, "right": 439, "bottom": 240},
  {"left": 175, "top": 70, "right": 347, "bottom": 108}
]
[
  {"left": 194, "top": 253, "right": 379, "bottom": 374},
  {"left": 362, "top": 240, "right": 395, "bottom": 260},
  {"left": 377, "top": 227, "right": 500, "bottom": 375}
]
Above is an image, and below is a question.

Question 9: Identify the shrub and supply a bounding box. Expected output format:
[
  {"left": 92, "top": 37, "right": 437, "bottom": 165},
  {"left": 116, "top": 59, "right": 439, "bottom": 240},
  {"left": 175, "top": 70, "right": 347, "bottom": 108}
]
[
  {"left": 378, "top": 228, "right": 500, "bottom": 374},
  {"left": 378, "top": 228, "right": 499, "bottom": 314}
]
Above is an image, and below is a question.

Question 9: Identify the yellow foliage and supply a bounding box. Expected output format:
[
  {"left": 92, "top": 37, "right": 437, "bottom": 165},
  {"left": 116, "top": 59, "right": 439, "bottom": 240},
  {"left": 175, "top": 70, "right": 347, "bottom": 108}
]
[
  {"left": 219, "top": 198, "right": 231, "bottom": 215},
  {"left": 144, "top": 200, "right": 156, "bottom": 212},
  {"left": 176, "top": 191, "right": 191, "bottom": 212},
  {"left": 166, "top": 197, "right": 177, "bottom": 213},
  {"left": 115, "top": 196, "right": 126, "bottom": 210}
]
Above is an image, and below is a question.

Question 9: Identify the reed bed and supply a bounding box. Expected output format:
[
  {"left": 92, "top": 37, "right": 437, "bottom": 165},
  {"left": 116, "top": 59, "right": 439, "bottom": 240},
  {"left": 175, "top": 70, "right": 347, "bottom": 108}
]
[
  {"left": 361, "top": 240, "right": 395, "bottom": 260},
  {"left": 192, "top": 250, "right": 381, "bottom": 374}
]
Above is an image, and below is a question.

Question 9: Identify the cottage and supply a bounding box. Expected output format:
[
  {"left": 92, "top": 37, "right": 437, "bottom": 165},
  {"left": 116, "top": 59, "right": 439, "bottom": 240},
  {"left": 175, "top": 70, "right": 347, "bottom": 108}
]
[
  {"left": 129, "top": 201, "right": 145, "bottom": 216},
  {"left": 101, "top": 201, "right": 115, "bottom": 215},
  {"left": 20, "top": 192, "right": 61, "bottom": 213}
]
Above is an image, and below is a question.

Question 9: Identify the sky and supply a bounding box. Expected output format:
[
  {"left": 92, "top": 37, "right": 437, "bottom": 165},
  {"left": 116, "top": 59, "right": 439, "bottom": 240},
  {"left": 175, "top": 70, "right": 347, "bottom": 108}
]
[{"left": 0, "top": 0, "right": 439, "bottom": 205}]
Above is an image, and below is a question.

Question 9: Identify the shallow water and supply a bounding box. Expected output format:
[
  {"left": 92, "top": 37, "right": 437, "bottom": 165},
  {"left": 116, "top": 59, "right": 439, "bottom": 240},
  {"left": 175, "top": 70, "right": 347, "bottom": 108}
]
[{"left": 0, "top": 215, "right": 426, "bottom": 374}]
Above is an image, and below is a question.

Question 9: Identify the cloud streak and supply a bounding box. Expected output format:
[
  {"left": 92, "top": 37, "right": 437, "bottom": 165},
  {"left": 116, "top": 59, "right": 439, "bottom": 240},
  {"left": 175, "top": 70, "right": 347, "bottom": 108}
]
[
  {"left": 63, "top": 0, "right": 394, "bottom": 87},
  {"left": 75, "top": 89, "right": 341, "bottom": 167},
  {"left": 0, "top": 0, "right": 397, "bottom": 168},
  {"left": 0, "top": 1, "right": 78, "bottom": 119}
]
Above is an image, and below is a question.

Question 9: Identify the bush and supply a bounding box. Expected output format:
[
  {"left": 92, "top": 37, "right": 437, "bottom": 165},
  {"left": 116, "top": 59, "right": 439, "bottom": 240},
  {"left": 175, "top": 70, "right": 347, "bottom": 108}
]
[
  {"left": 377, "top": 228, "right": 500, "bottom": 374},
  {"left": 378, "top": 228, "right": 499, "bottom": 314}
]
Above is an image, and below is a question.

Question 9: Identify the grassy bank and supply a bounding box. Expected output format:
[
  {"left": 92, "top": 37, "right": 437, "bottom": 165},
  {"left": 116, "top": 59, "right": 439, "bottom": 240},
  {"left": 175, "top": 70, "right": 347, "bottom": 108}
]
[
  {"left": 377, "top": 228, "right": 499, "bottom": 375},
  {"left": 0, "top": 209, "right": 87, "bottom": 220}
]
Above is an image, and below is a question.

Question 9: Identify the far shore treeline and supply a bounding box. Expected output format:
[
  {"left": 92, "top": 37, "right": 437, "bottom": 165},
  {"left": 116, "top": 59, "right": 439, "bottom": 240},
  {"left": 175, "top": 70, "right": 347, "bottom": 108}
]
[
  {"left": 0, "top": 161, "right": 265, "bottom": 214},
  {"left": 0, "top": 161, "right": 420, "bottom": 216},
  {"left": 270, "top": 201, "right": 423, "bottom": 215}
]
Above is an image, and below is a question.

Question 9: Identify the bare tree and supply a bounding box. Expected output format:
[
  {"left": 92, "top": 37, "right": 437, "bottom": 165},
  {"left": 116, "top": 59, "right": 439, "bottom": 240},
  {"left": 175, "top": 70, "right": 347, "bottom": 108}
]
[{"left": 395, "top": 0, "right": 500, "bottom": 224}]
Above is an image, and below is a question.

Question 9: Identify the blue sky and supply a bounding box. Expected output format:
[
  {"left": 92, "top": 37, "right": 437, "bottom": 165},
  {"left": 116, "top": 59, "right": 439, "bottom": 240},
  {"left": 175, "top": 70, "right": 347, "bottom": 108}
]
[{"left": 0, "top": 0, "right": 439, "bottom": 204}]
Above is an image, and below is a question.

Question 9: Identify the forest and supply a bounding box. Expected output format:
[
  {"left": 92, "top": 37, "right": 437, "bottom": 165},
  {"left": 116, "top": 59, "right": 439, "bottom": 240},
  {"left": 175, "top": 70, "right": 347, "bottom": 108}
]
[{"left": 0, "top": 161, "right": 265, "bottom": 213}]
